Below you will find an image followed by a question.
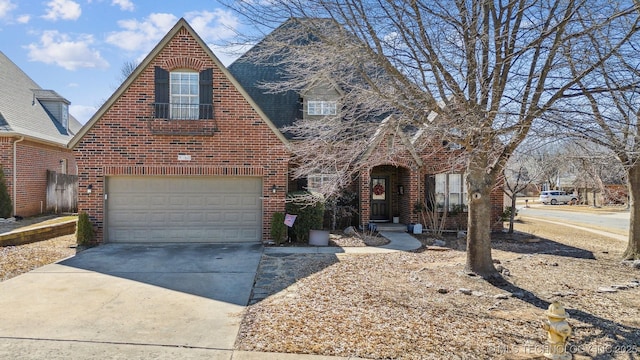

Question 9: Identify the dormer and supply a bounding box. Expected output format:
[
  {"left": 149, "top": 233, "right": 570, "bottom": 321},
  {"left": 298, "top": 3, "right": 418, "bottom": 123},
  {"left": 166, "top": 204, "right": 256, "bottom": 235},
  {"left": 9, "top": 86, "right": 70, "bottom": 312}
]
[
  {"left": 301, "top": 81, "right": 343, "bottom": 121},
  {"left": 32, "top": 89, "right": 70, "bottom": 131}
]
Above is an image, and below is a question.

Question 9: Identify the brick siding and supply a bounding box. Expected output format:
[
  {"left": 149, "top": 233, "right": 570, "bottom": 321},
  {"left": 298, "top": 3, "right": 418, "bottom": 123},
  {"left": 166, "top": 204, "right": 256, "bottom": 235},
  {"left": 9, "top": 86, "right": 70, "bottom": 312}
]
[
  {"left": 73, "top": 27, "right": 289, "bottom": 243},
  {"left": 0, "top": 137, "right": 77, "bottom": 217}
]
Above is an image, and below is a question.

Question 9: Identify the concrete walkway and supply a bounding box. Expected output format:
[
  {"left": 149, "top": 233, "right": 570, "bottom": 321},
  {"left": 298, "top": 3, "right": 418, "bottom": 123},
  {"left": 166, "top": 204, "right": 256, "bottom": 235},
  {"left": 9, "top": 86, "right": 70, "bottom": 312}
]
[{"left": 264, "top": 230, "right": 422, "bottom": 255}]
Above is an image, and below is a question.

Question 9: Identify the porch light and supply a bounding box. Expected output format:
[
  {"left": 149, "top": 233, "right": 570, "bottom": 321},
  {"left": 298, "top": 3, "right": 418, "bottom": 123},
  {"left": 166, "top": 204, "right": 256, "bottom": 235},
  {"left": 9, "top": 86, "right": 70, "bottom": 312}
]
[
  {"left": 398, "top": 185, "right": 404, "bottom": 195},
  {"left": 87, "top": 184, "right": 93, "bottom": 194},
  {"left": 271, "top": 184, "right": 277, "bottom": 194}
]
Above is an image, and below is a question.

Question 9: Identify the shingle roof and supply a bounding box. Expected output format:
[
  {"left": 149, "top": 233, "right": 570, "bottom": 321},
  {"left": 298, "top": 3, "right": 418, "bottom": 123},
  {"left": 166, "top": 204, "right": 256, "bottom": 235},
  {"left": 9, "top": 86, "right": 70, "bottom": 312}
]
[
  {"left": 227, "top": 20, "right": 303, "bottom": 132},
  {"left": 0, "top": 51, "right": 82, "bottom": 146}
]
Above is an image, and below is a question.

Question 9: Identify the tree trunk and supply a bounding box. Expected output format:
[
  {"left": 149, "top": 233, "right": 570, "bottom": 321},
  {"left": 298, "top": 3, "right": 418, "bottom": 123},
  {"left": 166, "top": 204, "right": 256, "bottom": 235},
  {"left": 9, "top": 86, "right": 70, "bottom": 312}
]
[
  {"left": 465, "top": 157, "right": 498, "bottom": 278},
  {"left": 508, "top": 193, "right": 517, "bottom": 234},
  {"left": 623, "top": 164, "right": 640, "bottom": 260}
]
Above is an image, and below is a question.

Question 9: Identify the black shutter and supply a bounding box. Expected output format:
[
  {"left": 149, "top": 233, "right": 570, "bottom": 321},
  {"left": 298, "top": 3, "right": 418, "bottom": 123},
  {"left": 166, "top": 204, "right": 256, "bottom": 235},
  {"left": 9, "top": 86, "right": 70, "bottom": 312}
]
[
  {"left": 154, "top": 66, "right": 169, "bottom": 118},
  {"left": 199, "top": 68, "right": 213, "bottom": 119}
]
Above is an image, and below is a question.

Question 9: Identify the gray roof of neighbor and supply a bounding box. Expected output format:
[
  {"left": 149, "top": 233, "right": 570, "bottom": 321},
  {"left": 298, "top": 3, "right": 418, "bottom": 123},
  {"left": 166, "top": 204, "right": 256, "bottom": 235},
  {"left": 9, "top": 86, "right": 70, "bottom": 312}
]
[{"left": 0, "top": 51, "right": 82, "bottom": 146}]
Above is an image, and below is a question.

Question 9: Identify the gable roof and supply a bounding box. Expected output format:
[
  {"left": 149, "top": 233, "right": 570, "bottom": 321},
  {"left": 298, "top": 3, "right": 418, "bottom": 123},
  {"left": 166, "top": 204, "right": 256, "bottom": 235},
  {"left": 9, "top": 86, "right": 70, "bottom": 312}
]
[
  {"left": 227, "top": 20, "right": 304, "bottom": 132},
  {"left": 69, "top": 18, "right": 288, "bottom": 148},
  {"left": 0, "top": 51, "right": 82, "bottom": 146}
]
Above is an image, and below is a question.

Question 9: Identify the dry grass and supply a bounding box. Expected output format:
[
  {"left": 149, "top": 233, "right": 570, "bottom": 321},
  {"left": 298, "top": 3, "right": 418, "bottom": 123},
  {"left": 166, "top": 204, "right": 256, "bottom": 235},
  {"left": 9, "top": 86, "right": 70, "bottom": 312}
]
[{"left": 236, "top": 218, "right": 640, "bottom": 359}]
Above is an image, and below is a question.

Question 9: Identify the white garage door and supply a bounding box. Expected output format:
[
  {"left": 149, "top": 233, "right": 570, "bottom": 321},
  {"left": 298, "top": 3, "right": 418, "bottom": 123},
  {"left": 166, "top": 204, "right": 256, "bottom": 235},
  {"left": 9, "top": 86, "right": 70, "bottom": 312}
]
[{"left": 106, "top": 176, "right": 262, "bottom": 243}]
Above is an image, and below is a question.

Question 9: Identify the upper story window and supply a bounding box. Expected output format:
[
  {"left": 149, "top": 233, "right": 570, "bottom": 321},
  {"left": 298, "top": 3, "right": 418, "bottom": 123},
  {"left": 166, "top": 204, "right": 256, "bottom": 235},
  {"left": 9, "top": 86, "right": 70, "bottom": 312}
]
[
  {"left": 61, "top": 103, "right": 69, "bottom": 130},
  {"left": 154, "top": 66, "right": 213, "bottom": 120},
  {"left": 170, "top": 71, "right": 199, "bottom": 119},
  {"left": 307, "top": 100, "right": 337, "bottom": 115}
]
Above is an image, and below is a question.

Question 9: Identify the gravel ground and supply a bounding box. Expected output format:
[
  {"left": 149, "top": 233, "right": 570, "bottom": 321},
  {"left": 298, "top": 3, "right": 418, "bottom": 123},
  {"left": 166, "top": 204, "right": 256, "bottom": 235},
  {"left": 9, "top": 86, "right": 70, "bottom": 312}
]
[
  {"left": 236, "top": 218, "right": 640, "bottom": 359},
  {"left": 0, "top": 234, "right": 76, "bottom": 281}
]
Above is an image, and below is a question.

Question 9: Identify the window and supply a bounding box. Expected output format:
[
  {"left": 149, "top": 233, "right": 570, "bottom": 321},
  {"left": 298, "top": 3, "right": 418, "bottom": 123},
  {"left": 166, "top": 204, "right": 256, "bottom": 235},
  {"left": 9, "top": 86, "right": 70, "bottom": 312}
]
[
  {"left": 307, "top": 174, "right": 337, "bottom": 193},
  {"left": 426, "top": 173, "right": 467, "bottom": 211},
  {"left": 307, "top": 100, "right": 337, "bottom": 115},
  {"left": 61, "top": 103, "right": 69, "bottom": 130},
  {"left": 154, "top": 67, "right": 213, "bottom": 119},
  {"left": 170, "top": 72, "right": 199, "bottom": 119}
]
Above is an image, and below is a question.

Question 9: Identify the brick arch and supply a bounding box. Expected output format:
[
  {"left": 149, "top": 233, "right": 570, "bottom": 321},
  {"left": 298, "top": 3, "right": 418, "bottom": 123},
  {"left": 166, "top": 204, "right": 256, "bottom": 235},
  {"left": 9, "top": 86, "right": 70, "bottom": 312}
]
[{"left": 163, "top": 57, "right": 205, "bottom": 71}]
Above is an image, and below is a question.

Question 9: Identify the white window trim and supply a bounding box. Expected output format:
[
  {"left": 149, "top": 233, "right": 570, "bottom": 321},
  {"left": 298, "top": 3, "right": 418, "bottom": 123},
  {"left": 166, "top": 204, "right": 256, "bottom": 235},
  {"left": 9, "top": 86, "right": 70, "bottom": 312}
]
[
  {"left": 434, "top": 173, "right": 468, "bottom": 211},
  {"left": 307, "top": 100, "right": 337, "bottom": 116},
  {"left": 307, "top": 173, "right": 337, "bottom": 193},
  {"left": 170, "top": 71, "right": 199, "bottom": 120}
]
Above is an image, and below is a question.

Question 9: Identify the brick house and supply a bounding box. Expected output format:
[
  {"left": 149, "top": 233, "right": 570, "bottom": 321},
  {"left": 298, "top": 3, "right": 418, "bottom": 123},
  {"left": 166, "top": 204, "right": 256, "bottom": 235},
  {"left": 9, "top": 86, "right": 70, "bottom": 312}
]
[
  {"left": 228, "top": 19, "right": 504, "bottom": 234},
  {"left": 69, "top": 19, "right": 289, "bottom": 244},
  {"left": 70, "top": 19, "right": 502, "bottom": 244},
  {"left": 0, "top": 51, "right": 81, "bottom": 217}
]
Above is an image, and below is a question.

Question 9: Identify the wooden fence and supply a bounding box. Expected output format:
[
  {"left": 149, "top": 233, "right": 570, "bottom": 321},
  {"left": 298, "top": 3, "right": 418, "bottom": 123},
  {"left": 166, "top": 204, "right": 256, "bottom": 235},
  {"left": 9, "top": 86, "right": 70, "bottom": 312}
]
[{"left": 46, "top": 170, "right": 78, "bottom": 213}]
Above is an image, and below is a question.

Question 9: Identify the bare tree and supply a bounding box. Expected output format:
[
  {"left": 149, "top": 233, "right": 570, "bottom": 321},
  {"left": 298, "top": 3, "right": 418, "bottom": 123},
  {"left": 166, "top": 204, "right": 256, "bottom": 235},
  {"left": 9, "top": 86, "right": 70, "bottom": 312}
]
[
  {"left": 556, "top": 32, "right": 640, "bottom": 258},
  {"left": 226, "top": 1, "right": 640, "bottom": 277},
  {"left": 503, "top": 146, "right": 547, "bottom": 233}
]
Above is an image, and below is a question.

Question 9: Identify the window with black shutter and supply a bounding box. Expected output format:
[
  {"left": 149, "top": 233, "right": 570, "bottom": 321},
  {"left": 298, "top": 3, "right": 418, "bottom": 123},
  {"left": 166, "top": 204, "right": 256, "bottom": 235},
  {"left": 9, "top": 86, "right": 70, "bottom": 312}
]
[{"left": 154, "top": 66, "right": 213, "bottom": 120}]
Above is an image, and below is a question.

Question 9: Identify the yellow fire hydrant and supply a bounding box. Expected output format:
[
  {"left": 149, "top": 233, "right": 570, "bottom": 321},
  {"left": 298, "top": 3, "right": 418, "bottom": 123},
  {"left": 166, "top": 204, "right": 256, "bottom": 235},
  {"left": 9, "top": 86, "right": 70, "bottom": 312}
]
[{"left": 542, "top": 302, "right": 572, "bottom": 360}]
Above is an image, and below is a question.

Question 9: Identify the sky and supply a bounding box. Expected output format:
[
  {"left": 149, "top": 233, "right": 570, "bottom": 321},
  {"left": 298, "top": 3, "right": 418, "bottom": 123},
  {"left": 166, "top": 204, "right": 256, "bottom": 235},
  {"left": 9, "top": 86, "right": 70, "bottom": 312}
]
[{"left": 0, "top": 0, "right": 254, "bottom": 124}]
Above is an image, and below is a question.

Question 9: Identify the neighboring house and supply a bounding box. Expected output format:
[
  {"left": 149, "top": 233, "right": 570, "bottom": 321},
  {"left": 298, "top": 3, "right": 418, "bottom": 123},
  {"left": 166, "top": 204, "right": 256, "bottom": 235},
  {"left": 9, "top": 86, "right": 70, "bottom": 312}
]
[
  {"left": 70, "top": 18, "right": 502, "bottom": 245},
  {"left": 69, "top": 19, "right": 289, "bottom": 244},
  {"left": 0, "top": 51, "right": 81, "bottom": 217}
]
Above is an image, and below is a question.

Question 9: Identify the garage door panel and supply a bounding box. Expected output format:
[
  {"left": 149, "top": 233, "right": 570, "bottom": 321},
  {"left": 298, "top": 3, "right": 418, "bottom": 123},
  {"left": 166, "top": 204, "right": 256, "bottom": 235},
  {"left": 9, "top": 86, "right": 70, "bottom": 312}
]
[{"left": 107, "top": 176, "right": 262, "bottom": 243}]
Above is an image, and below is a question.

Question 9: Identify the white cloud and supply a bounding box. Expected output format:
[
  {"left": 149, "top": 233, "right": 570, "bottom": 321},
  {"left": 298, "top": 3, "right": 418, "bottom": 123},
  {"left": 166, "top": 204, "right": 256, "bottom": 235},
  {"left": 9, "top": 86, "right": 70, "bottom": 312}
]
[
  {"left": 112, "top": 0, "right": 134, "bottom": 11},
  {"left": 70, "top": 104, "right": 98, "bottom": 124},
  {"left": 185, "top": 9, "right": 240, "bottom": 42},
  {"left": 16, "top": 14, "right": 30, "bottom": 23},
  {"left": 25, "top": 30, "right": 109, "bottom": 70},
  {"left": 43, "top": 0, "right": 81, "bottom": 21},
  {"left": 105, "top": 13, "right": 177, "bottom": 52},
  {"left": 0, "top": 0, "right": 16, "bottom": 18}
]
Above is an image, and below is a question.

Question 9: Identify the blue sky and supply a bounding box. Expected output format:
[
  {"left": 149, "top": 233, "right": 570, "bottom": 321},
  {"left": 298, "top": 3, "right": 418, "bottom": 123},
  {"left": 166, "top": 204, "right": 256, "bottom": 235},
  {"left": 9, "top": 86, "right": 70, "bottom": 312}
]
[{"left": 0, "top": 0, "right": 252, "bottom": 124}]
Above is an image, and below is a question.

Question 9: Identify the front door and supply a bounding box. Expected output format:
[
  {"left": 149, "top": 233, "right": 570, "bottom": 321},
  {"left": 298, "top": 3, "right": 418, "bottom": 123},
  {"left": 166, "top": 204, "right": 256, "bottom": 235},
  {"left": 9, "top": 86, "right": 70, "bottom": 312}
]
[{"left": 370, "top": 176, "right": 390, "bottom": 221}]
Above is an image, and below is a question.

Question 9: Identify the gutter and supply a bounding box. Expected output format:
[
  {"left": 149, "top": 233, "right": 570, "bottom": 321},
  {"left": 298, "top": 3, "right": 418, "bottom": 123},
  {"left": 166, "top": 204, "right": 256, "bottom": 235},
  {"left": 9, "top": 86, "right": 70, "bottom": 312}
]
[{"left": 13, "top": 136, "right": 24, "bottom": 216}]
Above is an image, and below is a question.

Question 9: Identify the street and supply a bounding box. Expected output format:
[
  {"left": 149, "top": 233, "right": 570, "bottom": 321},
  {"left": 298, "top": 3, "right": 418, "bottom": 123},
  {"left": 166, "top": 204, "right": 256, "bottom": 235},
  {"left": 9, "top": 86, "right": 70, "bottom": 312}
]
[{"left": 517, "top": 205, "right": 630, "bottom": 234}]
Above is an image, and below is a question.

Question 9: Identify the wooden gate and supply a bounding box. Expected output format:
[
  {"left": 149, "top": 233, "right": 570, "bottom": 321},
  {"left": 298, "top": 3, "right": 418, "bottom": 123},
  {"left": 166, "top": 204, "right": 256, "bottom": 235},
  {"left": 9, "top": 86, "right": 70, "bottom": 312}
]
[{"left": 46, "top": 170, "right": 78, "bottom": 213}]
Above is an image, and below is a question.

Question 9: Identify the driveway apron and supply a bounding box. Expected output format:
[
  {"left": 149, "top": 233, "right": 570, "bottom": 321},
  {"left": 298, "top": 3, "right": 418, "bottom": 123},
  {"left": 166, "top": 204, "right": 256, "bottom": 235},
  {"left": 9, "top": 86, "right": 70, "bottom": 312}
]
[{"left": 0, "top": 243, "right": 263, "bottom": 352}]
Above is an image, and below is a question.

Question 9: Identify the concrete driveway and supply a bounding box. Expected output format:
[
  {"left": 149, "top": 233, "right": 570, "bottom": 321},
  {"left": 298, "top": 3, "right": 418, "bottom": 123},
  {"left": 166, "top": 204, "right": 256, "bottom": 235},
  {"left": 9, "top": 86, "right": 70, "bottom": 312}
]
[{"left": 0, "top": 243, "right": 263, "bottom": 359}]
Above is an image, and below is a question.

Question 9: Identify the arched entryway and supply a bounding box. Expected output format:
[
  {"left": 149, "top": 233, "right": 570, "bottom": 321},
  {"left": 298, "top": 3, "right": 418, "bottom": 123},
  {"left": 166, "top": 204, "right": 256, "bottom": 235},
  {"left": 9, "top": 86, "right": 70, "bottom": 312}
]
[{"left": 367, "top": 165, "right": 412, "bottom": 224}]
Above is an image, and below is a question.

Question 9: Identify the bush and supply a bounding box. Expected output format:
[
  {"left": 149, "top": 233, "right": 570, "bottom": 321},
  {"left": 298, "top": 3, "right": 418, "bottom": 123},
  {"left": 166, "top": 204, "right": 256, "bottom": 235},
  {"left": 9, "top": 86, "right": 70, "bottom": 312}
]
[
  {"left": 270, "top": 212, "right": 287, "bottom": 245},
  {"left": 0, "top": 166, "right": 12, "bottom": 218},
  {"left": 76, "top": 211, "right": 95, "bottom": 246},
  {"left": 285, "top": 191, "right": 325, "bottom": 243},
  {"left": 499, "top": 206, "right": 518, "bottom": 222}
]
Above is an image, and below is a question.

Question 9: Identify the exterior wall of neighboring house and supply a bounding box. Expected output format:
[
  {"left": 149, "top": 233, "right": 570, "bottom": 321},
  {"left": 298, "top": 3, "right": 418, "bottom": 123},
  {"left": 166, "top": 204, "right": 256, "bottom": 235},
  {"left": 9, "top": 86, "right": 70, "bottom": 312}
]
[
  {"left": 0, "top": 137, "right": 77, "bottom": 217},
  {"left": 73, "top": 25, "right": 289, "bottom": 243}
]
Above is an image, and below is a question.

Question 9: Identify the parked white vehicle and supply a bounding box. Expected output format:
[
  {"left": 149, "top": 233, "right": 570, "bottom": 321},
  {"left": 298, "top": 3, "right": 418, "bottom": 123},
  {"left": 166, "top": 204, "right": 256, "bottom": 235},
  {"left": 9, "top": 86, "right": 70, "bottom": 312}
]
[{"left": 539, "top": 191, "right": 578, "bottom": 205}]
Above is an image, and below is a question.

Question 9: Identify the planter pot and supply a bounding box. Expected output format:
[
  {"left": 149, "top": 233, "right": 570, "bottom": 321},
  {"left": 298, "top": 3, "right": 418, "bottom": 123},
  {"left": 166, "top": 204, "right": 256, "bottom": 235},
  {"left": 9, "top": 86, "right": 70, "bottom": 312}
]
[
  {"left": 393, "top": 216, "right": 400, "bottom": 224},
  {"left": 413, "top": 223, "right": 423, "bottom": 234},
  {"left": 407, "top": 224, "right": 414, "bottom": 233},
  {"left": 309, "top": 230, "right": 330, "bottom": 246}
]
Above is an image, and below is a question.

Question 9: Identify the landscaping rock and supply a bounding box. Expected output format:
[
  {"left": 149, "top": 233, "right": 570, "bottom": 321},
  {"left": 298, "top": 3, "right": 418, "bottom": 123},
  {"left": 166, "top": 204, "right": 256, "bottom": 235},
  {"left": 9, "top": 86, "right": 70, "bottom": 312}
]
[
  {"left": 433, "top": 239, "right": 446, "bottom": 247},
  {"left": 597, "top": 287, "right": 618, "bottom": 293},
  {"left": 458, "top": 288, "right": 473, "bottom": 295},
  {"left": 343, "top": 226, "right": 359, "bottom": 237}
]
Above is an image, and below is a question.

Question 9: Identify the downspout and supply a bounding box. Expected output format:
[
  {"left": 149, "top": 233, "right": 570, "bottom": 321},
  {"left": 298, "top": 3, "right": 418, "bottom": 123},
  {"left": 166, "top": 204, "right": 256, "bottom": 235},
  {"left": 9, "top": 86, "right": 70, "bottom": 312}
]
[{"left": 13, "top": 136, "right": 24, "bottom": 216}]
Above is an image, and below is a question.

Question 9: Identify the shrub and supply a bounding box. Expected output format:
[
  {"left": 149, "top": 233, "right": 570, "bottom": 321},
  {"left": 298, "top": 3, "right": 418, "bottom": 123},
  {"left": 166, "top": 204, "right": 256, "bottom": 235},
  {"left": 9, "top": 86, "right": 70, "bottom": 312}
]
[
  {"left": 270, "top": 212, "right": 287, "bottom": 245},
  {"left": 499, "top": 206, "right": 518, "bottom": 222},
  {"left": 285, "top": 191, "right": 325, "bottom": 243},
  {"left": 76, "top": 211, "right": 95, "bottom": 246},
  {"left": 0, "top": 166, "right": 12, "bottom": 218}
]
